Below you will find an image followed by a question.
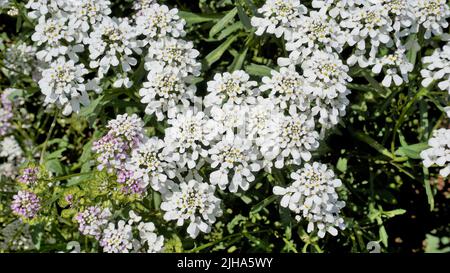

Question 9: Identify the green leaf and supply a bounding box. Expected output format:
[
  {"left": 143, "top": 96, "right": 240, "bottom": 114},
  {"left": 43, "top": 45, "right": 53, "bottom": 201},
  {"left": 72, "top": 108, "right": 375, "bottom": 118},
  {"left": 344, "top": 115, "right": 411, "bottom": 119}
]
[
  {"left": 422, "top": 166, "right": 435, "bottom": 211},
  {"left": 245, "top": 63, "right": 272, "bottom": 77},
  {"left": 250, "top": 195, "right": 277, "bottom": 214},
  {"left": 209, "top": 8, "right": 238, "bottom": 38},
  {"left": 178, "top": 11, "right": 221, "bottom": 25},
  {"left": 217, "top": 21, "right": 243, "bottom": 40},
  {"left": 395, "top": 142, "right": 428, "bottom": 159},
  {"left": 237, "top": 5, "right": 252, "bottom": 30},
  {"left": 204, "top": 34, "right": 238, "bottom": 67},
  {"left": 45, "top": 159, "right": 64, "bottom": 175},
  {"left": 379, "top": 225, "right": 388, "bottom": 247},
  {"left": 381, "top": 209, "right": 406, "bottom": 218},
  {"left": 228, "top": 46, "right": 248, "bottom": 71}
]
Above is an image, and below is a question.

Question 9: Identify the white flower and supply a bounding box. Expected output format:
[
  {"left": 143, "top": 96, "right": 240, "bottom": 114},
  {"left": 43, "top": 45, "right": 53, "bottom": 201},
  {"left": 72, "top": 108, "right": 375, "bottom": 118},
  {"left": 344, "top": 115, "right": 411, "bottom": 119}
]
[
  {"left": 0, "top": 136, "right": 23, "bottom": 162},
  {"left": 139, "top": 64, "right": 196, "bottom": 121},
  {"left": 301, "top": 50, "right": 352, "bottom": 99},
  {"left": 204, "top": 70, "right": 258, "bottom": 108},
  {"left": 127, "top": 137, "right": 174, "bottom": 192},
  {"left": 135, "top": 221, "right": 164, "bottom": 253},
  {"left": 312, "top": 0, "right": 364, "bottom": 14},
  {"left": 85, "top": 17, "right": 142, "bottom": 78},
  {"left": 135, "top": 3, "right": 185, "bottom": 38},
  {"left": 311, "top": 90, "right": 351, "bottom": 129},
  {"left": 339, "top": 3, "right": 393, "bottom": 58},
  {"left": 38, "top": 57, "right": 96, "bottom": 115},
  {"left": 69, "top": 0, "right": 112, "bottom": 33},
  {"left": 208, "top": 103, "right": 247, "bottom": 136},
  {"left": 377, "top": 0, "right": 415, "bottom": 33},
  {"left": 132, "top": 0, "right": 155, "bottom": 11},
  {"left": 260, "top": 67, "right": 310, "bottom": 111},
  {"left": 271, "top": 114, "right": 319, "bottom": 168},
  {"left": 420, "top": 128, "right": 450, "bottom": 177},
  {"left": 273, "top": 162, "right": 346, "bottom": 238},
  {"left": 112, "top": 74, "right": 133, "bottom": 89},
  {"left": 421, "top": 43, "right": 450, "bottom": 94},
  {"left": 145, "top": 37, "right": 201, "bottom": 77},
  {"left": 209, "top": 134, "right": 261, "bottom": 192},
  {"left": 100, "top": 220, "right": 133, "bottom": 253},
  {"left": 370, "top": 46, "right": 414, "bottom": 87},
  {"left": 251, "top": 0, "right": 307, "bottom": 39},
  {"left": 285, "top": 9, "right": 346, "bottom": 58},
  {"left": 164, "top": 109, "right": 218, "bottom": 169},
  {"left": 245, "top": 97, "right": 283, "bottom": 143},
  {"left": 160, "top": 179, "right": 222, "bottom": 239},
  {"left": 31, "top": 16, "right": 74, "bottom": 61},
  {"left": 410, "top": 0, "right": 450, "bottom": 39},
  {"left": 25, "top": 0, "right": 68, "bottom": 19}
]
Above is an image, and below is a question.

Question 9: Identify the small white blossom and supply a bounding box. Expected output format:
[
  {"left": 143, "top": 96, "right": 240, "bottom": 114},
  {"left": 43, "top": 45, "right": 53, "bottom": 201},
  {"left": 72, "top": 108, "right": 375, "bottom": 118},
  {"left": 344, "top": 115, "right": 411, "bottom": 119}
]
[
  {"left": 160, "top": 179, "right": 222, "bottom": 239},
  {"left": 260, "top": 67, "right": 310, "bottom": 112},
  {"left": 301, "top": 50, "right": 352, "bottom": 99},
  {"left": 69, "top": 0, "right": 112, "bottom": 33},
  {"left": 410, "top": 0, "right": 450, "bottom": 39},
  {"left": 135, "top": 3, "right": 185, "bottom": 38},
  {"left": 127, "top": 137, "right": 174, "bottom": 192},
  {"left": 271, "top": 114, "right": 320, "bottom": 168},
  {"left": 421, "top": 129, "right": 450, "bottom": 177},
  {"left": 100, "top": 220, "right": 133, "bottom": 253},
  {"left": 285, "top": 9, "right": 346, "bottom": 58},
  {"left": 139, "top": 64, "right": 196, "bottom": 121},
  {"left": 251, "top": 0, "right": 307, "bottom": 39},
  {"left": 85, "top": 17, "right": 142, "bottom": 78},
  {"left": 421, "top": 43, "right": 450, "bottom": 94},
  {"left": 31, "top": 16, "right": 74, "bottom": 62},
  {"left": 273, "top": 162, "right": 346, "bottom": 238},
  {"left": 145, "top": 37, "right": 201, "bottom": 77},
  {"left": 38, "top": 57, "right": 97, "bottom": 115},
  {"left": 339, "top": 3, "right": 393, "bottom": 58},
  {"left": 204, "top": 70, "right": 258, "bottom": 108},
  {"left": 164, "top": 109, "right": 218, "bottom": 169},
  {"left": 370, "top": 46, "right": 414, "bottom": 87},
  {"left": 209, "top": 134, "right": 261, "bottom": 192}
]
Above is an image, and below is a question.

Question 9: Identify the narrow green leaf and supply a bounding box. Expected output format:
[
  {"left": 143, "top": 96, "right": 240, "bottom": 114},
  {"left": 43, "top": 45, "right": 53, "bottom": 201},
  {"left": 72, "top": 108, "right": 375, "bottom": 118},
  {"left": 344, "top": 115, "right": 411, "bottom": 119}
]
[
  {"left": 204, "top": 34, "right": 238, "bottom": 67},
  {"left": 245, "top": 63, "right": 272, "bottom": 77},
  {"left": 381, "top": 209, "right": 406, "bottom": 218},
  {"left": 237, "top": 5, "right": 252, "bottom": 29},
  {"left": 178, "top": 11, "right": 221, "bottom": 25},
  {"left": 250, "top": 195, "right": 277, "bottom": 214},
  {"left": 394, "top": 142, "right": 428, "bottom": 159},
  {"left": 422, "top": 166, "right": 435, "bottom": 211},
  {"left": 209, "top": 8, "right": 238, "bottom": 38},
  {"left": 217, "top": 21, "right": 243, "bottom": 40},
  {"left": 229, "top": 46, "right": 248, "bottom": 71}
]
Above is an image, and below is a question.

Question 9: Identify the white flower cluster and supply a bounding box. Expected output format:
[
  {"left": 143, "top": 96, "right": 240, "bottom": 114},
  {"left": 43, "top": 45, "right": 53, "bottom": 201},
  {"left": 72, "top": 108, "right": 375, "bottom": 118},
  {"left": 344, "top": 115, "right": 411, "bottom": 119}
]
[
  {"left": 273, "top": 162, "right": 346, "bottom": 238},
  {"left": 75, "top": 208, "right": 164, "bottom": 253},
  {"left": 161, "top": 178, "right": 222, "bottom": 239},
  {"left": 137, "top": 3, "right": 200, "bottom": 121},
  {"left": 99, "top": 211, "right": 164, "bottom": 253},
  {"left": 253, "top": 0, "right": 450, "bottom": 90},
  {"left": 26, "top": 0, "right": 200, "bottom": 117},
  {"left": 421, "top": 42, "right": 450, "bottom": 94},
  {"left": 421, "top": 129, "right": 450, "bottom": 178}
]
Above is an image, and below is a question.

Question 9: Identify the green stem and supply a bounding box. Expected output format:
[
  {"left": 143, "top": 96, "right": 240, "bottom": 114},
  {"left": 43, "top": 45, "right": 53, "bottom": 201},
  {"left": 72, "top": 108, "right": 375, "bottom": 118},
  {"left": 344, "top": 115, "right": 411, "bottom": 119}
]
[{"left": 39, "top": 114, "right": 57, "bottom": 165}]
